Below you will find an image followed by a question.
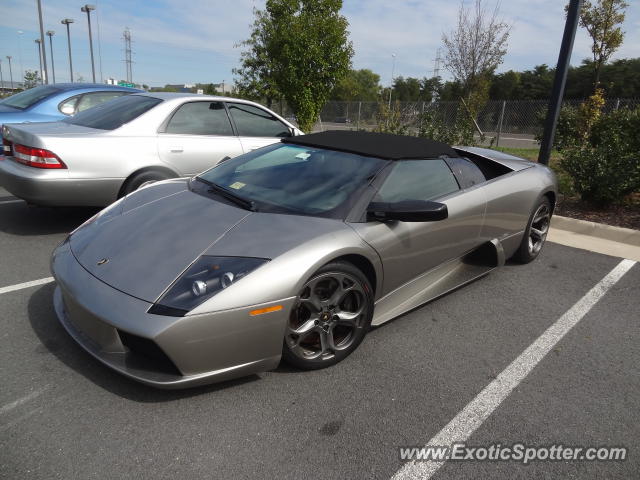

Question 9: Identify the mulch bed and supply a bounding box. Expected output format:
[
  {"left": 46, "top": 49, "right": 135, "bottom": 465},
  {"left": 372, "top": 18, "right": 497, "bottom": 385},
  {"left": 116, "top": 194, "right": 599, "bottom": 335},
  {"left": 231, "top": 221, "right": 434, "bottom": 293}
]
[{"left": 556, "top": 195, "right": 640, "bottom": 231}]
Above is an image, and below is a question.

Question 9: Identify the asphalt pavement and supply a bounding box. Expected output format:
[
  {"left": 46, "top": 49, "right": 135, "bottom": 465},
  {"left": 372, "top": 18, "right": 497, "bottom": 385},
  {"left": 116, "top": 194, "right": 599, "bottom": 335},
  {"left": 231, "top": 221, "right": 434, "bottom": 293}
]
[{"left": 1, "top": 188, "right": 638, "bottom": 480}]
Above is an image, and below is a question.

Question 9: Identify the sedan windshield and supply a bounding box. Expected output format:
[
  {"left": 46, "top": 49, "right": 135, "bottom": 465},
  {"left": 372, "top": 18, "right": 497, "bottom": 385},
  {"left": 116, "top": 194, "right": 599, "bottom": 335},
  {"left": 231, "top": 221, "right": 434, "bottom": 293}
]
[
  {"left": 63, "top": 95, "right": 162, "bottom": 130},
  {"left": 0, "top": 85, "right": 62, "bottom": 110},
  {"left": 197, "top": 143, "right": 387, "bottom": 217}
]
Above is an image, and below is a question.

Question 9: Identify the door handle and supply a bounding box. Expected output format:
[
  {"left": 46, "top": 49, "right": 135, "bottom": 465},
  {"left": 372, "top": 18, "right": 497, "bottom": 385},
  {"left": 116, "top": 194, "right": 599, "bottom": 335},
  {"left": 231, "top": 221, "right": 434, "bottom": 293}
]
[{"left": 170, "top": 146, "right": 183, "bottom": 153}]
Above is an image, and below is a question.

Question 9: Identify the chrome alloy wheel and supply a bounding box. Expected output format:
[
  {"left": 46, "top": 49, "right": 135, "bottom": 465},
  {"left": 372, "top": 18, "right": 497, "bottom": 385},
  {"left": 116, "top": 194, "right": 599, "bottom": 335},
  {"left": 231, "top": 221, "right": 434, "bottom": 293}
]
[
  {"left": 286, "top": 272, "right": 369, "bottom": 361},
  {"left": 528, "top": 203, "right": 551, "bottom": 255}
]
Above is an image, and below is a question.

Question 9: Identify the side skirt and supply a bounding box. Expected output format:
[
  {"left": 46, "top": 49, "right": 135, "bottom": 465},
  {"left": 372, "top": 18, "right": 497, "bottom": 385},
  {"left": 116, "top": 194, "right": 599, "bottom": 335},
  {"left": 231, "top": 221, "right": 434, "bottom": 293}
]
[{"left": 371, "top": 239, "right": 505, "bottom": 326}]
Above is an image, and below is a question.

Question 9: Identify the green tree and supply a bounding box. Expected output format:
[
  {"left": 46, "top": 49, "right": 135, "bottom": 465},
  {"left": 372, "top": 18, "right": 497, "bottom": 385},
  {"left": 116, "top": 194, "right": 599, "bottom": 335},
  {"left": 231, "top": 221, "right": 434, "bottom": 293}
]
[
  {"left": 392, "top": 77, "right": 422, "bottom": 101},
  {"left": 489, "top": 70, "right": 520, "bottom": 99},
  {"left": 572, "top": 0, "right": 629, "bottom": 90},
  {"left": 420, "top": 77, "right": 442, "bottom": 102},
  {"left": 233, "top": 8, "right": 281, "bottom": 107},
  {"left": 239, "top": 0, "right": 353, "bottom": 131},
  {"left": 23, "top": 70, "right": 40, "bottom": 89},
  {"left": 331, "top": 68, "right": 380, "bottom": 101}
]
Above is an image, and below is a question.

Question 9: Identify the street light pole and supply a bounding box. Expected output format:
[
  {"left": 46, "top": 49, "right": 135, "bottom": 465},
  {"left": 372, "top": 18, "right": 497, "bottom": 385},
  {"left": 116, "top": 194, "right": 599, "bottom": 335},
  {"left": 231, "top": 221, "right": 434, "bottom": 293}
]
[
  {"left": 0, "top": 60, "right": 4, "bottom": 94},
  {"left": 81, "top": 5, "right": 97, "bottom": 82},
  {"left": 6, "top": 56, "right": 14, "bottom": 91},
  {"left": 36, "top": 0, "right": 49, "bottom": 84},
  {"left": 46, "top": 31, "right": 56, "bottom": 84},
  {"left": 61, "top": 19, "right": 74, "bottom": 83},
  {"left": 35, "top": 40, "right": 44, "bottom": 84},
  {"left": 538, "top": 0, "right": 583, "bottom": 165},
  {"left": 17, "top": 30, "right": 25, "bottom": 83},
  {"left": 388, "top": 53, "right": 396, "bottom": 108}
]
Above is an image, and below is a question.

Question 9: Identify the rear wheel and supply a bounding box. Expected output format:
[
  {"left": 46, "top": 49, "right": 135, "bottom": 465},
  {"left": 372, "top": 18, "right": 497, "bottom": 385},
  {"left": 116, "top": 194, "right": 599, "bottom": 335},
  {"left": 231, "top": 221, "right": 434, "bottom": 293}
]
[
  {"left": 282, "top": 262, "right": 373, "bottom": 370},
  {"left": 120, "top": 170, "right": 172, "bottom": 197},
  {"left": 513, "top": 197, "right": 551, "bottom": 263}
]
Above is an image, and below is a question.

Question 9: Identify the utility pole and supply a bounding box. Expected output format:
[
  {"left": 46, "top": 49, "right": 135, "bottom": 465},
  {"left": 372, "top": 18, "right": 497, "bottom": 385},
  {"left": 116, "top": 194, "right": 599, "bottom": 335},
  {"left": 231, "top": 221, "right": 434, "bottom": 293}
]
[
  {"left": 538, "top": 0, "right": 583, "bottom": 165},
  {"left": 61, "top": 19, "right": 74, "bottom": 83},
  {"left": 388, "top": 53, "right": 396, "bottom": 108},
  {"left": 36, "top": 0, "right": 49, "bottom": 83},
  {"left": 46, "top": 31, "right": 56, "bottom": 84},
  {"left": 432, "top": 48, "right": 442, "bottom": 78},
  {"left": 6, "top": 56, "right": 13, "bottom": 91},
  {"left": 123, "top": 28, "right": 133, "bottom": 83},
  {"left": 81, "top": 4, "right": 96, "bottom": 82}
]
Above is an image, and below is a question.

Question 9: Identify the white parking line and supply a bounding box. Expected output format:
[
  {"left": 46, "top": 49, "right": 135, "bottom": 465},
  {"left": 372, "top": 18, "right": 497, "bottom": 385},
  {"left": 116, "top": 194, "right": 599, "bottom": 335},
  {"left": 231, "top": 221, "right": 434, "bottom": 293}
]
[
  {"left": 0, "top": 199, "right": 23, "bottom": 205},
  {"left": 0, "top": 277, "right": 54, "bottom": 295},
  {"left": 0, "top": 386, "right": 49, "bottom": 416},
  {"left": 392, "top": 258, "right": 636, "bottom": 480}
]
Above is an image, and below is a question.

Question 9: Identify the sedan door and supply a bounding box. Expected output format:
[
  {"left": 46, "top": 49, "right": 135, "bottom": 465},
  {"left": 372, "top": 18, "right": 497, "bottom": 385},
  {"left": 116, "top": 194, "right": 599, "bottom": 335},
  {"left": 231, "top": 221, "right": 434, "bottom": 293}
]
[
  {"left": 352, "top": 159, "right": 486, "bottom": 297},
  {"left": 157, "top": 101, "right": 243, "bottom": 176},
  {"left": 225, "top": 102, "right": 291, "bottom": 152}
]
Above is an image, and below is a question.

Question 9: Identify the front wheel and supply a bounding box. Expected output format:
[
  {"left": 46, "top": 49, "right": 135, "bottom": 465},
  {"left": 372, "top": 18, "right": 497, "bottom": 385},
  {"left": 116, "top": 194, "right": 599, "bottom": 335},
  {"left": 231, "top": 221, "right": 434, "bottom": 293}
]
[
  {"left": 282, "top": 262, "right": 373, "bottom": 370},
  {"left": 512, "top": 197, "right": 552, "bottom": 264}
]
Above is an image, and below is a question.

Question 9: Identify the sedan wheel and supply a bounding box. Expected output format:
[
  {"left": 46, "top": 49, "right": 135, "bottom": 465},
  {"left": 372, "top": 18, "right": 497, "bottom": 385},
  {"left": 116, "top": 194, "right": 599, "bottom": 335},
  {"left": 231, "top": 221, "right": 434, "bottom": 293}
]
[{"left": 283, "top": 262, "right": 373, "bottom": 369}]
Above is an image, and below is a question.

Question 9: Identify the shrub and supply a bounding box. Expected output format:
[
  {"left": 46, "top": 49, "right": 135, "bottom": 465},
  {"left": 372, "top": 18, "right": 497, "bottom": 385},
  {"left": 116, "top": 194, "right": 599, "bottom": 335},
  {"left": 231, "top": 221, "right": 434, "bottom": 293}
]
[
  {"left": 561, "top": 107, "right": 640, "bottom": 205},
  {"left": 417, "top": 107, "right": 478, "bottom": 146}
]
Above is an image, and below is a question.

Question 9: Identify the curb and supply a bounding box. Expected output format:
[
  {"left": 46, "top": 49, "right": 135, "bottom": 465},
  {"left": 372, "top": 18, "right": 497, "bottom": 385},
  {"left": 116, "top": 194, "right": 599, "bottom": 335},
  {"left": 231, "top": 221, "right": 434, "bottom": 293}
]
[{"left": 552, "top": 215, "right": 640, "bottom": 247}]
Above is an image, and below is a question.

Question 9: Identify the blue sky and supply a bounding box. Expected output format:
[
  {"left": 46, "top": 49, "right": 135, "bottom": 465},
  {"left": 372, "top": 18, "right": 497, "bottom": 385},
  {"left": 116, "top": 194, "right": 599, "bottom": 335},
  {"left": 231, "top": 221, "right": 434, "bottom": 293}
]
[{"left": 1, "top": 0, "right": 638, "bottom": 87}]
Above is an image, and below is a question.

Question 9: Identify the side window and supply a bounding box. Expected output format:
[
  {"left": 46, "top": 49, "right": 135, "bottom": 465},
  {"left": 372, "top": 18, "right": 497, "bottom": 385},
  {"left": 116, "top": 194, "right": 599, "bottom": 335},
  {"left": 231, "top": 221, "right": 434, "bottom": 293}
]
[
  {"left": 59, "top": 95, "right": 80, "bottom": 115},
  {"left": 76, "top": 91, "right": 127, "bottom": 113},
  {"left": 375, "top": 159, "right": 460, "bottom": 203},
  {"left": 227, "top": 103, "right": 290, "bottom": 137},
  {"left": 165, "top": 101, "right": 234, "bottom": 136},
  {"left": 445, "top": 157, "right": 486, "bottom": 189}
]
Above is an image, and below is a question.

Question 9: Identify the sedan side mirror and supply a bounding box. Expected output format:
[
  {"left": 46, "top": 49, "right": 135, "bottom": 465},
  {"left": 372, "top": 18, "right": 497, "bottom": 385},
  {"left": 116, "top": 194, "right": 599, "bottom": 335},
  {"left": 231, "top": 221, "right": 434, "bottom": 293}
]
[{"left": 367, "top": 200, "right": 448, "bottom": 222}]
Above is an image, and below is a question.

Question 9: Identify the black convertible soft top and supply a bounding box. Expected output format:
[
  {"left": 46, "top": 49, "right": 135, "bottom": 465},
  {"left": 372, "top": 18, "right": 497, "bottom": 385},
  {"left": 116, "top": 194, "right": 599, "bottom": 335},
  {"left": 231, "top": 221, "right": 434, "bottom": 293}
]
[{"left": 283, "top": 130, "right": 459, "bottom": 160}]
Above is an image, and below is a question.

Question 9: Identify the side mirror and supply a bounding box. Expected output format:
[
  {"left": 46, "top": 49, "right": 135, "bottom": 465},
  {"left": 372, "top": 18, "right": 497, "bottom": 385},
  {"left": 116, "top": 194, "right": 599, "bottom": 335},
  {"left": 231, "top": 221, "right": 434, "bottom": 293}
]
[{"left": 367, "top": 200, "right": 448, "bottom": 222}]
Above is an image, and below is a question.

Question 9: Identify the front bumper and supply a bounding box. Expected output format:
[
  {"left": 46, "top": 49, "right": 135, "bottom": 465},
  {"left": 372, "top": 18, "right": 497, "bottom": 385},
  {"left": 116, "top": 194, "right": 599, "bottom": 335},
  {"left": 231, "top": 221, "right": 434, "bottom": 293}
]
[
  {"left": 51, "top": 240, "right": 295, "bottom": 389},
  {"left": 0, "top": 157, "right": 121, "bottom": 206}
]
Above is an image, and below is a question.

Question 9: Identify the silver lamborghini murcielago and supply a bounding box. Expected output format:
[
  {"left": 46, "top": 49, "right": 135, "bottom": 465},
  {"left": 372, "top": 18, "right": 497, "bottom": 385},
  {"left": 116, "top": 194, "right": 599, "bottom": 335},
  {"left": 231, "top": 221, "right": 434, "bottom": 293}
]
[{"left": 51, "top": 131, "right": 557, "bottom": 388}]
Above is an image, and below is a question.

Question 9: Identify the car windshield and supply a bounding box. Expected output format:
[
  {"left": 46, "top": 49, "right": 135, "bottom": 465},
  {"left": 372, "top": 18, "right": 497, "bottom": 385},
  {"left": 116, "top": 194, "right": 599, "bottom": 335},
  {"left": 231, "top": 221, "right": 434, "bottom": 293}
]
[
  {"left": 0, "top": 85, "right": 62, "bottom": 110},
  {"left": 196, "top": 143, "right": 387, "bottom": 217},
  {"left": 63, "top": 95, "right": 162, "bottom": 130}
]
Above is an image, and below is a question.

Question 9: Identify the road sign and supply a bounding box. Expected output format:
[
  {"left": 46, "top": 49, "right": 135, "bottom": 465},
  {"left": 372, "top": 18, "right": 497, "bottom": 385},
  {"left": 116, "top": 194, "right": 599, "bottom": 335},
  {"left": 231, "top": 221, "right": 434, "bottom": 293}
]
[{"left": 118, "top": 81, "right": 135, "bottom": 88}]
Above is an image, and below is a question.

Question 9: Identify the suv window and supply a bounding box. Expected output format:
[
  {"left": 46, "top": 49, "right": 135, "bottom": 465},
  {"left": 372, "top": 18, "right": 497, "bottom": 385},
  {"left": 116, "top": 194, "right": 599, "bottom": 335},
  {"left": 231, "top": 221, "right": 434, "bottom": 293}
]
[
  {"left": 165, "top": 101, "right": 234, "bottom": 136},
  {"left": 227, "top": 103, "right": 290, "bottom": 137},
  {"left": 375, "top": 159, "right": 460, "bottom": 203}
]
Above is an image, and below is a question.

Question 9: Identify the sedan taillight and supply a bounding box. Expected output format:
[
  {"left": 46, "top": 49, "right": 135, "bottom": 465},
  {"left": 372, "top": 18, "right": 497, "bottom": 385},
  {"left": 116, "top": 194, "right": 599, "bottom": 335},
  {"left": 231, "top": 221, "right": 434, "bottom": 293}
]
[{"left": 13, "top": 144, "right": 67, "bottom": 169}]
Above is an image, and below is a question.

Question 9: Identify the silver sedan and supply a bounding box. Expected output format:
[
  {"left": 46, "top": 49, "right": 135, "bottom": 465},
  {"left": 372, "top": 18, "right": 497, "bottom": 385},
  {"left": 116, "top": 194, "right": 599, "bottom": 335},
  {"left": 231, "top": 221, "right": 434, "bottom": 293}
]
[{"left": 0, "top": 93, "right": 301, "bottom": 206}]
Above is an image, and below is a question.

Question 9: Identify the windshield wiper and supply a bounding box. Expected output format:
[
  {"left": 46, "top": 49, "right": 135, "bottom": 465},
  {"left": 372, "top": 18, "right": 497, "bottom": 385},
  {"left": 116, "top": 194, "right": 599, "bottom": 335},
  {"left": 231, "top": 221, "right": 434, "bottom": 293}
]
[{"left": 195, "top": 177, "right": 257, "bottom": 212}]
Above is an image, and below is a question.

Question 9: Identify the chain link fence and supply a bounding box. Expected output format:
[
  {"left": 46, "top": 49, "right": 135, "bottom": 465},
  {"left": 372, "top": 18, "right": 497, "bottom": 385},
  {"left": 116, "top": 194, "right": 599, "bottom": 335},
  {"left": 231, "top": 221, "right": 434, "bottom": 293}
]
[{"left": 275, "top": 98, "right": 639, "bottom": 139}]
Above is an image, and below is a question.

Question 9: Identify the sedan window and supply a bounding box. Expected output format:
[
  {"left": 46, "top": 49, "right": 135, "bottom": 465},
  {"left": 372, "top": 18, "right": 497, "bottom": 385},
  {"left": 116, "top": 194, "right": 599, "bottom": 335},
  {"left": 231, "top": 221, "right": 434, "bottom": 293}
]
[
  {"left": 164, "top": 101, "right": 234, "bottom": 136},
  {"left": 375, "top": 159, "right": 460, "bottom": 203},
  {"left": 0, "top": 85, "right": 62, "bottom": 110},
  {"left": 227, "top": 103, "right": 290, "bottom": 137},
  {"left": 76, "top": 91, "right": 127, "bottom": 113},
  {"left": 63, "top": 95, "right": 162, "bottom": 130}
]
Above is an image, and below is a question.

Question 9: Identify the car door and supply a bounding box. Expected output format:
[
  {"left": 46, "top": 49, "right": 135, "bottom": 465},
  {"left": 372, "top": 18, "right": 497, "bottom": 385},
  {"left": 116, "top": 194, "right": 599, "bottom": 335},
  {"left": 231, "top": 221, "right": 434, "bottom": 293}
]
[
  {"left": 157, "top": 101, "right": 243, "bottom": 176},
  {"left": 352, "top": 158, "right": 486, "bottom": 296},
  {"left": 225, "top": 102, "right": 291, "bottom": 152}
]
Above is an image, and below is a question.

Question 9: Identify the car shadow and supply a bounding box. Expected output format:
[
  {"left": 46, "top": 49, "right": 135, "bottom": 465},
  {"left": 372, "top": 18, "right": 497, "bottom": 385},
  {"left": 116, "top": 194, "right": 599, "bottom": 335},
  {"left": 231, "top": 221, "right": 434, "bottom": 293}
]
[
  {"left": 27, "top": 283, "right": 260, "bottom": 402},
  {"left": 0, "top": 202, "right": 99, "bottom": 236}
]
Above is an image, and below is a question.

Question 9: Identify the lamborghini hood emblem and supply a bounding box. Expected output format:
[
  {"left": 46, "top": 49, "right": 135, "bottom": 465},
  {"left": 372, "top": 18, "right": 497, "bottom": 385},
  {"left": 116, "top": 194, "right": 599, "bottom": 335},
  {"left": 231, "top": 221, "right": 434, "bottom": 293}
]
[{"left": 97, "top": 258, "right": 109, "bottom": 266}]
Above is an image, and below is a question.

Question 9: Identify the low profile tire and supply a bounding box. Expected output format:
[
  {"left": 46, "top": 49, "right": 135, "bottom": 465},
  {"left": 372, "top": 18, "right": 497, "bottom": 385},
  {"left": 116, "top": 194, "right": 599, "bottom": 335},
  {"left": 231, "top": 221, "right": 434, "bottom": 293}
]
[
  {"left": 512, "top": 197, "right": 552, "bottom": 264},
  {"left": 120, "top": 170, "right": 172, "bottom": 197},
  {"left": 282, "top": 262, "right": 374, "bottom": 370}
]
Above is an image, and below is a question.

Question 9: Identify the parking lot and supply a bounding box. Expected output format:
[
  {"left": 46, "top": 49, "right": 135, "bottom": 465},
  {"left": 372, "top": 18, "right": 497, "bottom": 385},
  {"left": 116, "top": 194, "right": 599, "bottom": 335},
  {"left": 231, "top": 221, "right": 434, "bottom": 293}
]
[{"left": 1, "top": 185, "right": 638, "bottom": 480}]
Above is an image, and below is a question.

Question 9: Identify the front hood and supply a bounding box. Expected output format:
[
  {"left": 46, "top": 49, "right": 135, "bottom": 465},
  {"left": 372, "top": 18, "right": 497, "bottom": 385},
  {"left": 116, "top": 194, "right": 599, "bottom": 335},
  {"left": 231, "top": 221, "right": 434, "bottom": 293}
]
[
  {"left": 0, "top": 104, "right": 21, "bottom": 113},
  {"left": 69, "top": 179, "right": 353, "bottom": 303},
  {"left": 70, "top": 180, "right": 251, "bottom": 303}
]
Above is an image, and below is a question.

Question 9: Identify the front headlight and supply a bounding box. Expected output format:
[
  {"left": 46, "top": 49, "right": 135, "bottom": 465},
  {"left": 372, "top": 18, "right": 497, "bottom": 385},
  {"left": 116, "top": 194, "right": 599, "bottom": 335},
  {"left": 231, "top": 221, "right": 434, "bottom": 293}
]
[{"left": 148, "top": 256, "right": 269, "bottom": 316}]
